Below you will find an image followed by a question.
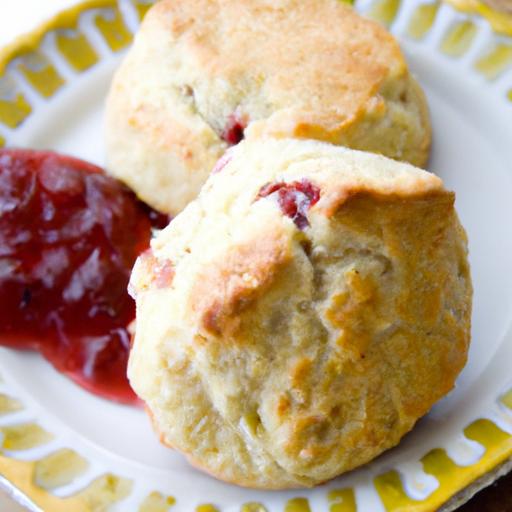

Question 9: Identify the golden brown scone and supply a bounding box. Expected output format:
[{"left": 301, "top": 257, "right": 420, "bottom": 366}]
[
  {"left": 106, "top": 0, "right": 431, "bottom": 215},
  {"left": 128, "top": 138, "right": 471, "bottom": 489}
]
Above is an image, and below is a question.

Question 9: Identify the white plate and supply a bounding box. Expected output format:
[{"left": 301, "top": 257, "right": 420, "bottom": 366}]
[{"left": 0, "top": 1, "right": 512, "bottom": 510}]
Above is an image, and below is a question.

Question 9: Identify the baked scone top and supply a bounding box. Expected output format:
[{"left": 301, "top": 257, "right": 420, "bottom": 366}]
[
  {"left": 148, "top": 0, "right": 403, "bottom": 134},
  {"left": 106, "top": 0, "right": 431, "bottom": 214},
  {"left": 128, "top": 138, "right": 470, "bottom": 489}
]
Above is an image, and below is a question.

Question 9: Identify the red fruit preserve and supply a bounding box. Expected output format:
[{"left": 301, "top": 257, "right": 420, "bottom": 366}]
[{"left": 0, "top": 149, "right": 167, "bottom": 404}]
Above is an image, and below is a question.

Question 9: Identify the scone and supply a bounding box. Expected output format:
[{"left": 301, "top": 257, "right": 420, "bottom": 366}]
[
  {"left": 106, "top": 0, "right": 431, "bottom": 215},
  {"left": 128, "top": 138, "right": 471, "bottom": 489}
]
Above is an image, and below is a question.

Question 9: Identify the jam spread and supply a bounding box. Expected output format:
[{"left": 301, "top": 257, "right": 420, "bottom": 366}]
[
  {"left": 0, "top": 149, "right": 167, "bottom": 404},
  {"left": 257, "top": 179, "right": 320, "bottom": 229}
]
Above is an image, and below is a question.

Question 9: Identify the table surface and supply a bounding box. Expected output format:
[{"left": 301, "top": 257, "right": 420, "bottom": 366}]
[{"left": 0, "top": 1, "right": 510, "bottom": 510}]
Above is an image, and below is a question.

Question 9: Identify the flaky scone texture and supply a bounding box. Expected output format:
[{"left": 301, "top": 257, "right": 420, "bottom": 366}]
[
  {"left": 106, "top": 0, "right": 431, "bottom": 215},
  {"left": 128, "top": 138, "right": 471, "bottom": 489}
]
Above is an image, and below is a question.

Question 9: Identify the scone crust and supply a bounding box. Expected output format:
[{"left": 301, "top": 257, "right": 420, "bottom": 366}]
[
  {"left": 128, "top": 139, "right": 471, "bottom": 489},
  {"left": 106, "top": 0, "right": 431, "bottom": 214}
]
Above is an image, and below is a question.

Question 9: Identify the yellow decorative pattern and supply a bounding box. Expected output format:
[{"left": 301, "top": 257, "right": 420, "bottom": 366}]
[
  {"left": 139, "top": 491, "right": 176, "bottom": 512},
  {"left": 284, "top": 498, "right": 311, "bottom": 512},
  {"left": 0, "top": 454, "right": 87, "bottom": 512},
  {"left": 474, "top": 43, "right": 512, "bottom": 78},
  {"left": 408, "top": 2, "right": 440, "bottom": 39},
  {"left": 440, "top": 21, "right": 478, "bottom": 56},
  {"left": 16, "top": 53, "right": 65, "bottom": 98},
  {"left": 375, "top": 470, "right": 417, "bottom": 511},
  {"left": 94, "top": 8, "right": 133, "bottom": 52},
  {"left": 0, "top": 393, "right": 23, "bottom": 415},
  {"left": 0, "top": 93, "right": 32, "bottom": 129},
  {"left": 196, "top": 505, "right": 220, "bottom": 512},
  {"left": 0, "top": 0, "right": 125, "bottom": 76},
  {"left": 367, "top": 0, "right": 401, "bottom": 26},
  {"left": 240, "top": 503, "right": 268, "bottom": 512},
  {"left": 77, "top": 473, "right": 133, "bottom": 510},
  {"left": 501, "top": 389, "right": 512, "bottom": 409},
  {"left": 327, "top": 488, "right": 357, "bottom": 512},
  {"left": 373, "top": 417, "right": 512, "bottom": 511},
  {"left": 0, "top": 453, "right": 130, "bottom": 512},
  {"left": 132, "top": 0, "right": 156, "bottom": 21},
  {"left": 34, "top": 449, "right": 89, "bottom": 490},
  {"left": 1, "top": 423, "right": 53, "bottom": 451},
  {"left": 445, "top": 0, "right": 512, "bottom": 35},
  {"left": 464, "top": 418, "right": 511, "bottom": 448},
  {"left": 55, "top": 31, "right": 98, "bottom": 72}
]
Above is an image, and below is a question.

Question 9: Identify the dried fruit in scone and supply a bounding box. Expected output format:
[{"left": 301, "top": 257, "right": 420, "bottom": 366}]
[
  {"left": 106, "top": 0, "right": 431, "bottom": 215},
  {"left": 128, "top": 138, "right": 471, "bottom": 489}
]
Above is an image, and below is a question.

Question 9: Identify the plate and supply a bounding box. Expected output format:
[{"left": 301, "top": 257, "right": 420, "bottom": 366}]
[{"left": 0, "top": 0, "right": 512, "bottom": 510}]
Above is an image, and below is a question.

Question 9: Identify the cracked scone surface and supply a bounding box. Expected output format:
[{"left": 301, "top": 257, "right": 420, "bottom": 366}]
[
  {"left": 128, "top": 138, "right": 471, "bottom": 489},
  {"left": 106, "top": 0, "right": 431, "bottom": 215}
]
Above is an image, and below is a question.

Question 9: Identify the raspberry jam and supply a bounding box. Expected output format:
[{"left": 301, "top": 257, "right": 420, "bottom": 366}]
[
  {"left": 0, "top": 149, "right": 168, "bottom": 404},
  {"left": 257, "top": 179, "right": 320, "bottom": 229}
]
